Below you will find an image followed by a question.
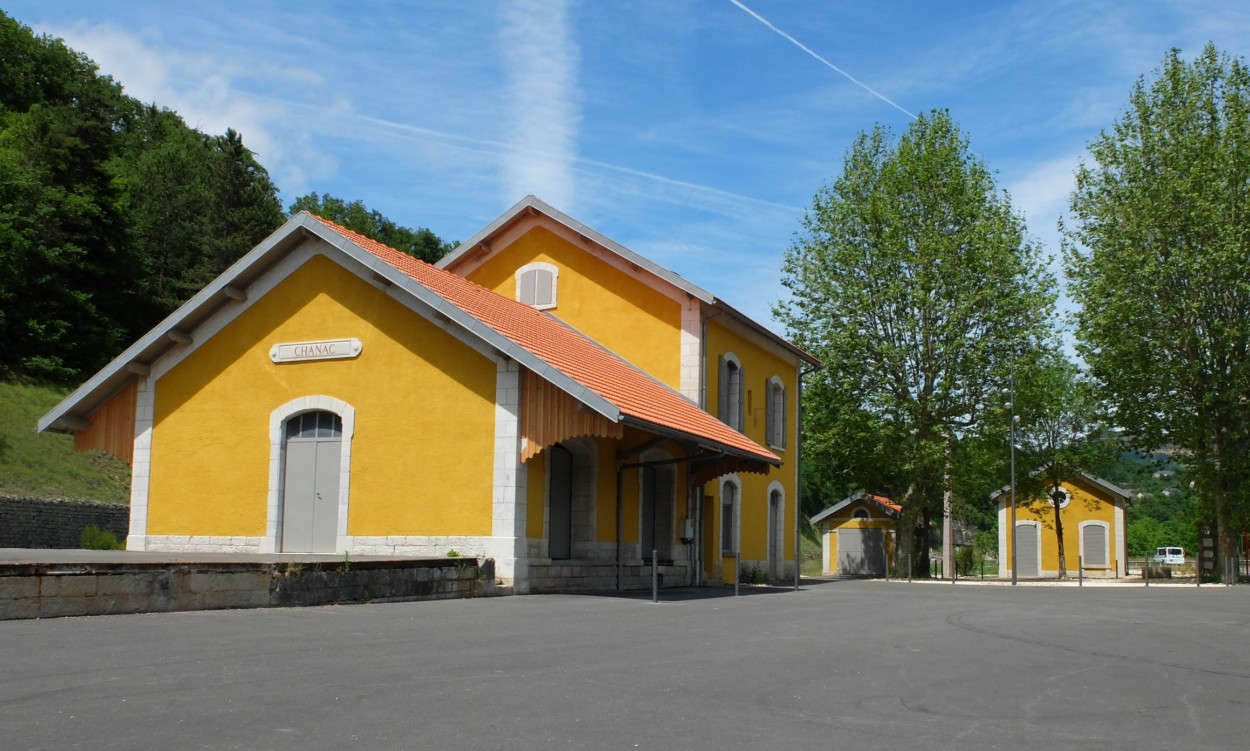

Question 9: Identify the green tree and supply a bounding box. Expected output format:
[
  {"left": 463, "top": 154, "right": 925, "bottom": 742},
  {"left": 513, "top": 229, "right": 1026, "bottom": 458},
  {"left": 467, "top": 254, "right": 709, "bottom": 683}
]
[
  {"left": 777, "top": 110, "right": 1056, "bottom": 574},
  {"left": 290, "top": 193, "right": 455, "bottom": 263},
  {"left": 0, "top": 14, "right": 138, "bottom": 381},
  {"left": 1065, "top": 43, "right": 1250, "bottom": 564}
]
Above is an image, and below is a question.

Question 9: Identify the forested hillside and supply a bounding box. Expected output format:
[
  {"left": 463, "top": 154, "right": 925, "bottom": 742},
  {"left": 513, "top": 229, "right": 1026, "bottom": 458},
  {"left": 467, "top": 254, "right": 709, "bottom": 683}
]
[
  {"left": 0, "top": 11, "right": 284, "bottom": 383},
  {"left": 0, "top": 11, "right": 454, "bottom": 501},
  {"left": 0, "top": 11, "right": 454, "bottom": 387}
]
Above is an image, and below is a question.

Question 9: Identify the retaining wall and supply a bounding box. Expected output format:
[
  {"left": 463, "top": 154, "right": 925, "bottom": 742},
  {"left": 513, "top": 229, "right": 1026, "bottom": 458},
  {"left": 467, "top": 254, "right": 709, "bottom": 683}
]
[
  {"left": 0, "top": 496, "right": 128, "bottom": 549},
  {"left": 0, "top": 558, "right": 499, "bottom": 620}
]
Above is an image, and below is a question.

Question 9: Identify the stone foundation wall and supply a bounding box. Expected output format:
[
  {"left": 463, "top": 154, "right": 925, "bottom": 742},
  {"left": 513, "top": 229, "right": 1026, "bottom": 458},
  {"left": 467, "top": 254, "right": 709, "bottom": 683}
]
[
  {"left": 0, "top": 496, "right": 128, "bottom": 549},
  {"left": 0, "top": 558, "right": 499, "bottom": 620}
]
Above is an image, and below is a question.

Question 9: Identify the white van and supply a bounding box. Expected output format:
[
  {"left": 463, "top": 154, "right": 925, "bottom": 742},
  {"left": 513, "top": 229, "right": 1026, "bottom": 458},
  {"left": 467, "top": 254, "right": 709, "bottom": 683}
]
[{"left": 1153, "top": 547, "right": 1185, "bottom": 565}]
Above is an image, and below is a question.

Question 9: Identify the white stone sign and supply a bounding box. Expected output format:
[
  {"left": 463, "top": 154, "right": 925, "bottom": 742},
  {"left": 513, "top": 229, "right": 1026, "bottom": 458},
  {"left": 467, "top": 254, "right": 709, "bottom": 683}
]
[{"left": 269, "top": 338, "right": 363, "bottom": 363}]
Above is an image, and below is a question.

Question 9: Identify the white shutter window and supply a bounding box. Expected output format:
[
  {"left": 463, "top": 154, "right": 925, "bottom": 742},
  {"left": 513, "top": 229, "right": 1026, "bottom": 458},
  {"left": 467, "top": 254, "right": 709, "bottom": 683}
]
[{"left": 515, "top": 263, "right": 558, "bottom": 310}]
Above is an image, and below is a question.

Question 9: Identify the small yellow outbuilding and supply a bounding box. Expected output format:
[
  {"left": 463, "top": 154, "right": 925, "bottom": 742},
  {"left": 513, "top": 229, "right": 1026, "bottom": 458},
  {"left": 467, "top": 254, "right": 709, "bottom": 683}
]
[
  {"left": 811, "top": 492, "right": 900, "bottom": 577},
  {"left": 994, "top": 473, "right": 1131, "bottom": 579}
]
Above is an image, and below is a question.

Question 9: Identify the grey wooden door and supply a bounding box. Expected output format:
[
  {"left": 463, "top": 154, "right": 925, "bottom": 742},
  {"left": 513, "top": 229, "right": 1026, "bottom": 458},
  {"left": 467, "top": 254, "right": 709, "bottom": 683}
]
[
  {"left": 548, "top": 446, "right": 572, "bottom": 560},
  {"left": 281, "top": 411, "right": 342, "bottom": 553},
  {"left": 838, "top": 528, "right": 886, "bottom": 576},
  {"left": 641, "top": 465, "right": 674, "bottom": 561},
  {"left": 1015, "top": 524, "right": 1040, "bottom": 577}
]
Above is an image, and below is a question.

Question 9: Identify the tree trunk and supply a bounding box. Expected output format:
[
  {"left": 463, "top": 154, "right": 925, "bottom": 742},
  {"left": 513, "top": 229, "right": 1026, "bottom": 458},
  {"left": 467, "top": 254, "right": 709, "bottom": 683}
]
[
  {"left": 942, "top": 434, "right": 953, "bottom": 579},
  {"left": 1053, "top": 494, "right": 1067, "bottom": 579}
]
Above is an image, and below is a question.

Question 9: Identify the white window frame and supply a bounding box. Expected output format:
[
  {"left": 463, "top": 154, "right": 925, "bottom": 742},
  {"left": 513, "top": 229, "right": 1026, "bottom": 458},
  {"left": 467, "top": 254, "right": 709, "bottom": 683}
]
[
  {"left": 515, "top": 262, "right": 559, "bottom": 310},
  {"left": 766, "top": 375, "right": 786, "bottom": 449}
]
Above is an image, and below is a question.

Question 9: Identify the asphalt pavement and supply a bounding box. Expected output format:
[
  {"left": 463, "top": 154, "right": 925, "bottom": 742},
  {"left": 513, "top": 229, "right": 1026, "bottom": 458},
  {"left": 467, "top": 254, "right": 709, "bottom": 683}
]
[{"left": 2, "top": 579, "right": 1248, "bottom": 750}]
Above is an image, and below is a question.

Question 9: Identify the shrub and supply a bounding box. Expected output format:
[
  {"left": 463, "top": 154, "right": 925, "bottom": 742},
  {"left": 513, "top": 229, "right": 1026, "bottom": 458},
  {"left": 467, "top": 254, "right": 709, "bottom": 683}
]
[
  {"left": 739, "top": 564, "right": 768, "bottom": 584},
  {"left": 955, "top": 546, "right": 977, "bottom": 576},
  {"left": 80, "top": 525, "right": 124, "bottom": 550}
]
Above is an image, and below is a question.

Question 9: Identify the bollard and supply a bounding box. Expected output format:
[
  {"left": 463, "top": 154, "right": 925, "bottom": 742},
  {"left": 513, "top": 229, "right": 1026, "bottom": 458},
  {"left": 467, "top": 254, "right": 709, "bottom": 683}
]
[
  {"left": 734, "top": 550, "right": 740, "bottom": 597},
  {"left": 1145, "top": 559, "right": 1149, "bottom": 587},
  {"left": 652, "top": 549, "right": 658, "bottom": 604},
  {"left": 908, "top": 554, "right": 913, "bottom": 582},
  {"left": 1078, "top": 556, "right": 1083, "bottom": 587}
]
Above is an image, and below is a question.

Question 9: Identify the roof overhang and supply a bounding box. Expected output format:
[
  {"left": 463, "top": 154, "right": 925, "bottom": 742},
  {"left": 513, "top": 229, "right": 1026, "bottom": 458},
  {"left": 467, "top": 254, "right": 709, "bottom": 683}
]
[
  {"left": 811, "top": 492, "right": 900, "bottom": 525},
  {"left": 39, "top": 213, "right": 623, "bottom": 435}
]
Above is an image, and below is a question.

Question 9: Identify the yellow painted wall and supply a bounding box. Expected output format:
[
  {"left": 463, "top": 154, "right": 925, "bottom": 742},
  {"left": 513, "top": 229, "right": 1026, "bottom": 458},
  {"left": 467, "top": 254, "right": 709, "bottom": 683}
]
[
  {"left": 704, "top": 319, "right": 801, "bottom": 581},
  {"left": 457, "top": 225, "right": 683, "bottom": 388},
  {"left": 1005, "top": 478, "right": 1120, "bottom": 573},
  {"left": 148, "top": 253, "right": 496, "bottom": 537}
]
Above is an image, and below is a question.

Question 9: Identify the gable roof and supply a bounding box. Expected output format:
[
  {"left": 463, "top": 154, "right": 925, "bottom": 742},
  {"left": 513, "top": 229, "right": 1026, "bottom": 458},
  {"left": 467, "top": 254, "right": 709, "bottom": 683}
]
[
  {"left": 40, "top": 212, "right": 778, "bottom": 468},
  {"left": 989, "top": 472, "right": 1132, "bottom": 503},
  {"left": 438, "top": 195, "right": 819, "bottom": 367},
  {"left": 810, "top": 492, "right": 902, "bottom": 525},
  {"left": 308, "top": 215, "right": 778, "bottom": 465}
]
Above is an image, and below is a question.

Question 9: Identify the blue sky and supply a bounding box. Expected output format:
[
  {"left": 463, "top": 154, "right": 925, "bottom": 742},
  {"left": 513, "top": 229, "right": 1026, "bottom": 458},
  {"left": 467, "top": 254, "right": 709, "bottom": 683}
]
[{"left": 7, "top": 1, "right": 1250, "bottom": 335}]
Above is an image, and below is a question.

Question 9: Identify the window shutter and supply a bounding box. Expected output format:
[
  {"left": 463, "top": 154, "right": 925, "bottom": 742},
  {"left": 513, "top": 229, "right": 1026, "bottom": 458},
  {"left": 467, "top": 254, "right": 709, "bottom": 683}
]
[
  {"left": 1083, "top": 525, "right": 1107, "bottom": 567},
  {"left": 718, "top": 355, "right": 728, "bottom": 422},
  {"left": 778, "top": 383, "right": 787, "bottom": 448},
  {"left": 518, "top": 269, "right": 536, "bottom": 305},
  {"left": 736, "top": 364, "right": 745, "bottom": 432},
  {"left": 533, "top": 268, "right": 553, "bottom": 307}
]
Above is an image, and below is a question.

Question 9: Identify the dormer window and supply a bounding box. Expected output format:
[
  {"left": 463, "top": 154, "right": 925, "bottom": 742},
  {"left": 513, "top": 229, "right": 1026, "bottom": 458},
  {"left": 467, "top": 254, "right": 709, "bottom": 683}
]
[{"left": 516, "top": 262, "right": 559, "bottom": 310}]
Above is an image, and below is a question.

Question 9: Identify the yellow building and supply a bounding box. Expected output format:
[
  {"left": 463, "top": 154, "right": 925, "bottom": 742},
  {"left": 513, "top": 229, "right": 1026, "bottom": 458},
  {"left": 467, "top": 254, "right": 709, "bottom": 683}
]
[
  {"left": 39, "top": 197, "right": 817, "bottom": 593},
  {"left": 995, "top": 474, "right": 1131, "bottom": 579},
  {"left": 811, "top": 493, "right": 899, "bottom": 577}
]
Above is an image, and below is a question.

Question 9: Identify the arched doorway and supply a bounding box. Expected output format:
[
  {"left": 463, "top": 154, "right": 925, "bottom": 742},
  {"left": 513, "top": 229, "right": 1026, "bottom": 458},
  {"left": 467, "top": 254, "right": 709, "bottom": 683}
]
[{"left": 281, "top": 410, "right": 342, "bottom": 553}]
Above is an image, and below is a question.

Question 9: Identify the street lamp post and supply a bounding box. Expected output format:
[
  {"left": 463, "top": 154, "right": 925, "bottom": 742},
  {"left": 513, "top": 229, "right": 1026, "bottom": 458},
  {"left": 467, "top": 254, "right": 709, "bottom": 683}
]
[{"left": 1007, "top": 371, "right": 1018, "bottom": 586}]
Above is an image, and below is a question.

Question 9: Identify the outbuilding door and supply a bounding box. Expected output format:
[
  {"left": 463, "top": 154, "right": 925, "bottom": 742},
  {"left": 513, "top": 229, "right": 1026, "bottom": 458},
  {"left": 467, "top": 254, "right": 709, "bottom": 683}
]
[
  {"left": 838, "top": 528, "right": 886, "bottom": 576},
  {"left": 1014, "top": 524, "right": 1040, "bottom": 578},
  {"left": 281, "top": 411, "right": 342, "bottom": 553}
]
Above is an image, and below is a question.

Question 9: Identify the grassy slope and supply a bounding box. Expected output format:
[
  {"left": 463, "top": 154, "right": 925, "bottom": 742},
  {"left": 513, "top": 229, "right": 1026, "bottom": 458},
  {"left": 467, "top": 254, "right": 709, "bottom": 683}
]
[{"left": 0, "top": 381, "right": 130, "bottom": 503}]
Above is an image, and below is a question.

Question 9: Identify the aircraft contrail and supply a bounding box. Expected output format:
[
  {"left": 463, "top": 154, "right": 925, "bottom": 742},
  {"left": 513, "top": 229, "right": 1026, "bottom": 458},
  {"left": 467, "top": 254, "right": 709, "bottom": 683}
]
[{"left": 728, "top": 0, "right": 917, "bottom": 120}]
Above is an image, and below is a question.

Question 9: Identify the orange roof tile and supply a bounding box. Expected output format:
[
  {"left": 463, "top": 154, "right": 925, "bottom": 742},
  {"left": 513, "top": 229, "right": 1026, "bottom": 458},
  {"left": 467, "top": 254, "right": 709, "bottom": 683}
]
[
  {"left": 308, "top": 214, "right": 780, "bottom": 466},
  {"left": 866, "top": 494, "right": 903, "bottom": 513}
]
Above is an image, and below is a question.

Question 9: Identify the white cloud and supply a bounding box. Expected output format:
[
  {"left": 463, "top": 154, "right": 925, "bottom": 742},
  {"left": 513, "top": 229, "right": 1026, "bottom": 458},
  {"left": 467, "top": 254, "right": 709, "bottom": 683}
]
[
  {"left": 496, "top": 0, "right": 581, "bottom": 209},
  {"left": 37, "top": 20, "right": 334, "bottom": 200}
]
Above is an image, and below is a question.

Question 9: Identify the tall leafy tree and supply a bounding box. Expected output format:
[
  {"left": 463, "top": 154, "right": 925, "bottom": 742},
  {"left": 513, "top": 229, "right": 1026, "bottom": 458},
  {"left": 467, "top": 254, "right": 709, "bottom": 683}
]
[
  {"left": 777, "top": 110, "right": 1056, "bottom": 572},
  {"left": 1065, "top": 43, "right": 1250, "bottom": 570},
  {"left": 0, "top": 12, "right": 138, "bottom": 381},
  {"left": 290, "top": 193, "right": 456, "bottom": 263}
]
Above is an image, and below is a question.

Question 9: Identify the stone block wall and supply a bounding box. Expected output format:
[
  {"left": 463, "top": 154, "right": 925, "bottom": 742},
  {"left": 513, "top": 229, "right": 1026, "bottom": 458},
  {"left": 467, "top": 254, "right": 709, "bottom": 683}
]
[{"left": 0, "top": 496, "right": 129, "bottom": 549}]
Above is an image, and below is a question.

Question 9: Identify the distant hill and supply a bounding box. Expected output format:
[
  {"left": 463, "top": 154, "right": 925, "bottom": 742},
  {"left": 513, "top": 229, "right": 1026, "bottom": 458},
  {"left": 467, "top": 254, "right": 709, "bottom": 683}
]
[{"left": 0, "top": 381, "right": 129, "bottom": 503}]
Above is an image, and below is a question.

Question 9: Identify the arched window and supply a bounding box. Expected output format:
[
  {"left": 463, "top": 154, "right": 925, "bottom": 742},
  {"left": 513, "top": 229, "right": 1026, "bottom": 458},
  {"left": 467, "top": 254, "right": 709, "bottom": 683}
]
[
  {"left": 718, "top": 353, "right": 744, "bottom": 431},
  {"left": 285, "top": 410, "right": 342, "bottom": 439},
  {"left": 516, "top": 262, "right": 558, "bottom": 310},
  {"left": 853, "top": 508, "right": 870, "bottom": 520},
  {"left": 766, "top": 376, "right": 786, "bottom": 449}
]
